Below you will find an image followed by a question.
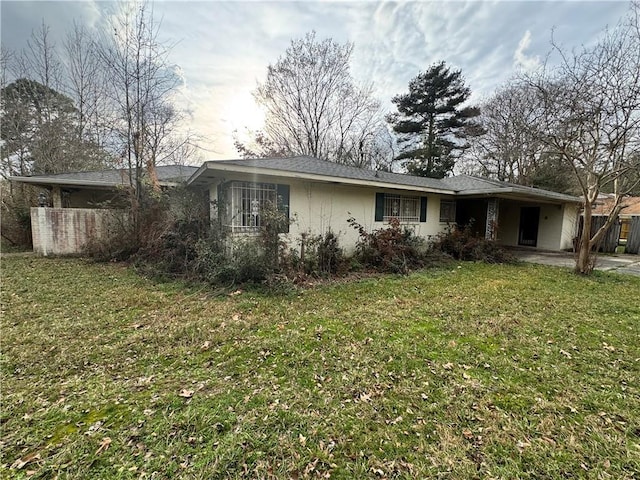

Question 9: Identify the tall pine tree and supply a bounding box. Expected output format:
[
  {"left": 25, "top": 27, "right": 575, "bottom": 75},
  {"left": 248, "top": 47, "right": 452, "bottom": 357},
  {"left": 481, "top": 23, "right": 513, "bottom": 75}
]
[{"left": 387, "top": 62, "right": 480, "bottom": 178}]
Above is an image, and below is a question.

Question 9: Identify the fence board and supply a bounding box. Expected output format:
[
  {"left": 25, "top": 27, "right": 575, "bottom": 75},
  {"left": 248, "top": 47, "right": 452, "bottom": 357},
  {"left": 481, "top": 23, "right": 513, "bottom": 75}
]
[
  {"left": 626, "top": 216, "right": 640, "bottom": 254},
  {"left": 596, "top": 216, "right": 622, "bottom": 253},
  {"left": 577, "top": 215, "right": 622, "bottom": 253}
]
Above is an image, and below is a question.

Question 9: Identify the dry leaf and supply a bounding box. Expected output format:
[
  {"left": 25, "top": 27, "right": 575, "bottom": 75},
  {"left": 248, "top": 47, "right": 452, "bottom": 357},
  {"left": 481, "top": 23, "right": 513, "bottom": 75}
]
[
  {"left": 462, "top": 429, "right": 474, "bottom": 440},
  {"left": 95, "top": 437, "right": 112, "bottom": 455},
  {"left": 179, "top": 389, "right": 194, "bottom": 399},
  {"left": 11, "top": 452, "right": 40, "bottom": 470},
  {"left": 299, "top": 434, "right": 307, "bottom": 446},
  {"left": 443, "top": 362, "right": 453, "bottom": 370}
]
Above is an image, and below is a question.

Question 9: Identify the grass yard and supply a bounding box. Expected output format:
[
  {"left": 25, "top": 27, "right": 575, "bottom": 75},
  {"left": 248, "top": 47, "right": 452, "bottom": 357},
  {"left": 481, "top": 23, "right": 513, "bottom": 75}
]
[{"left": 1, "top": 256, "right": 639, "bottom": 479}]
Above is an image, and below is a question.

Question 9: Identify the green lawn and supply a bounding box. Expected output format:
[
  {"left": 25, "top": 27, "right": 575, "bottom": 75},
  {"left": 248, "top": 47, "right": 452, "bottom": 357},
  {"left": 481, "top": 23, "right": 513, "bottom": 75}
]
[{"left": 1, "top": 256, "right": 639, "bottom": 479}]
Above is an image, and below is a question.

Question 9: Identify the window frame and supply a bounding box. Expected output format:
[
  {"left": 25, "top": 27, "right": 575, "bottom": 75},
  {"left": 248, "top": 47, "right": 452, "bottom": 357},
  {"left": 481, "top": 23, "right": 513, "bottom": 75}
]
[
  {"left": 226, "top": 181, "right": 278, "bottom": 233},
  {"left": 439, "top": 199, "right": 457, "bottom": 223},
  {"left": 383, "top": 194, "right": 421, "bottom": 223}
]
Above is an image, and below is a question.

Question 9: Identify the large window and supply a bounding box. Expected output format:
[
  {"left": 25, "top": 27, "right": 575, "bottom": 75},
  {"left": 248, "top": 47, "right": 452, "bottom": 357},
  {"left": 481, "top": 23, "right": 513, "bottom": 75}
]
[
  {"left": 227, "top": 182, "right": 277, "bottom": 232},
  {"left": 383, "top": 194, "right": 420, "bottom": 222},
  {"left": 375, "top": 193, "right": 427, "bottom": 223},
  {"left": 439, "top": 199, "right": 456, "bottom": 223}
]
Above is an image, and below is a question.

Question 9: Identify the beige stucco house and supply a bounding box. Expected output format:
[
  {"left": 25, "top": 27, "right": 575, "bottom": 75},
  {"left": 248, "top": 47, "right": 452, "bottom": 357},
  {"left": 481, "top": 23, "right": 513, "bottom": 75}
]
[
  {"left": 187, "top": 156, "right": 581, "bottom": 253},
  {"left": 12, "top": 156, "right": 581, "bottom": 255}
]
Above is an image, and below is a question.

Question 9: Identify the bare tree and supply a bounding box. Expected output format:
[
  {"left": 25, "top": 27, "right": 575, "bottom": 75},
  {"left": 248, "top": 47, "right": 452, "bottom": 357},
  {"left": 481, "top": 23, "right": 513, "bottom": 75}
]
[
  {"left": 97, "top": 0, "right": 181, "bottom": 195},
  {"left": 64, "top": 21, "right": 113, "bottom": 167},
  {"left": 23, "top": 21, "right": 63, "bottom": 92},
  {"left": 246, "top": 32, "right": 390, "bottom": 168},
  {"left": 467, "top": 83, "right": 543, "bottom": 182},
  {"left": 527, "top": 3, "right": 640, "bottom": 274},
  {"left": 464, "top": 82, "right": 578, "bottom": 193}
]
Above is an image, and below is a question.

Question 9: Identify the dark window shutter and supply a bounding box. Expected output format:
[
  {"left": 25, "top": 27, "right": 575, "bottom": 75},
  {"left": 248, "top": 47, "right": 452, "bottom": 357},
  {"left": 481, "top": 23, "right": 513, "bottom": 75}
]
[
  {"left": 375, "top": 193, "right": 385, "bottom": 222},
  {"left": 420, "top": 197, "right": 428, "bottom": 222},
  {"left": 276, "top": 184, "right": 290, "bottom": 233}
]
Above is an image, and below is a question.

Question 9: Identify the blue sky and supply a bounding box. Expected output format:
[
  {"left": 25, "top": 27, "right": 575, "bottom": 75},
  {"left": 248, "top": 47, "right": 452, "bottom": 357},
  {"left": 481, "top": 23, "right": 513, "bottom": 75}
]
[{"left": 1, "top": 1, "right": 631, "bottom": 159}]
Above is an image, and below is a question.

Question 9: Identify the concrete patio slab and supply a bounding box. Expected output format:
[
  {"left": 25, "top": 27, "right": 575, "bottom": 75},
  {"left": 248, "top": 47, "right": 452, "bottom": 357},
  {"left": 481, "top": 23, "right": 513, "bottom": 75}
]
[{"left": 510, "top": 249, "right": 640, "bottom": 276}]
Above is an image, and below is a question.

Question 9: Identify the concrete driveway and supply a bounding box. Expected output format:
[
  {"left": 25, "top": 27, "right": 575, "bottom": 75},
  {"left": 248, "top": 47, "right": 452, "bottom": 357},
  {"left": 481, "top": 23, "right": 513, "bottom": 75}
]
[{"left": 510, "top": 249, "right": 640, "bottom": 276}]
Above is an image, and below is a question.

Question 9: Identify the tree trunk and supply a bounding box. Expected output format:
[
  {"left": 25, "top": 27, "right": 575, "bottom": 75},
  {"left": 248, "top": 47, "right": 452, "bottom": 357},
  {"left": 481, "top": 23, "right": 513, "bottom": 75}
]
[{"left": 575, "top": 203, "right": 594, "bottom": 274}]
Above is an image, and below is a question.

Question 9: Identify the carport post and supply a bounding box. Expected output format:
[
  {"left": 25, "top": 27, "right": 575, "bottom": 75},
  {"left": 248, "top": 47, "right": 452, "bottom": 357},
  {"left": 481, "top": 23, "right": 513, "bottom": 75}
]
[{"left": 485, "top": 198, "right": 499, "bottom": 240}]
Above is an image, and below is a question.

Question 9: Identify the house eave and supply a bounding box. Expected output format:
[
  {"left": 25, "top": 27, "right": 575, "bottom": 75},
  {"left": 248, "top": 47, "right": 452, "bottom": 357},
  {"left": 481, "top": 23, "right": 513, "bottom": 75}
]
[
  {"left": 454, "top": 187, "right": 581, "bottom": 204},
  {"left": 187, "top": 162, "right": 457, "bottom": 195}
]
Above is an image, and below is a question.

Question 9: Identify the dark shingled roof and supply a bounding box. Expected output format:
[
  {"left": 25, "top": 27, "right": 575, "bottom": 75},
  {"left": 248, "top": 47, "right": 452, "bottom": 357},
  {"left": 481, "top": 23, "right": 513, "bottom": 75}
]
[
  {"left": 196, "top": 156, "right": 451, "bottom": 191},
  {"left": 11, "top": 165, "right": 198, "bottom": 187},
  {"left": 441, "top": 175, "right": 580, "bottom": 202},
  {"left": 11, "top": 156, "right": 581, "bottom": 203}
]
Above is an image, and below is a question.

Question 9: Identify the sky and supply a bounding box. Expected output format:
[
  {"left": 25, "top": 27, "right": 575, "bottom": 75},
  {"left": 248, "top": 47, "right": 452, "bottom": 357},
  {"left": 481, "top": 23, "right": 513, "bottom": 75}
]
[{"left": 0, "top": 0, "right": 631, "bottom": 161}]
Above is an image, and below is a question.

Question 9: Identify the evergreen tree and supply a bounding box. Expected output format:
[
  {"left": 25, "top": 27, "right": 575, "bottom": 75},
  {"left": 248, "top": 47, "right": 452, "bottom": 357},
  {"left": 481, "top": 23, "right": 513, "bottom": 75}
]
[
  {"left": 387, "top": 62, "right": 480, "bottom": 178},
  {"left": 1, "top": 78, "right": 107, "bottom": 176}
]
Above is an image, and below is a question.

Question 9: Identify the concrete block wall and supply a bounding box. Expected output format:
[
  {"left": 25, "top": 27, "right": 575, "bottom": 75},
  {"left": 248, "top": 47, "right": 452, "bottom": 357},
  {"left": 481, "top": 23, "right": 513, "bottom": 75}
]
[{"left": 30, "top": 207, "right": 127, "bottom": 256}]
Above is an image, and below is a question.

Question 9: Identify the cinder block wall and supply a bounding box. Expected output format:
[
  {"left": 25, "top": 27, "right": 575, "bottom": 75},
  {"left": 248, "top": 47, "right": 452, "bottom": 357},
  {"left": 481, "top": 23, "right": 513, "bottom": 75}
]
[{"left": 30, "top": 207, "right": 126, "bottom": 256}]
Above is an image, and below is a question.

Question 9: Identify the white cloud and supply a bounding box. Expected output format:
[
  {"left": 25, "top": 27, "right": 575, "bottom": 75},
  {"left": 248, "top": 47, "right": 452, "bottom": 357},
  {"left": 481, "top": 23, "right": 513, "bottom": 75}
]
[
  {"left": 1, "top": 0, "right": 632, "bottom": 159},
  {"left": 513, "top": 30, "right": 541, "bottom": 72}
]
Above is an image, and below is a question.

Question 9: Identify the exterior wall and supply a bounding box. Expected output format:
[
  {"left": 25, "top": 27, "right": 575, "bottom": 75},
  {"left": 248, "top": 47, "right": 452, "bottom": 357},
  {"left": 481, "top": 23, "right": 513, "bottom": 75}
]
[
  {"left": 289, "top": 181, "right": 448, "bottom": 253},
  {"left": 559, "top": 204, "right": 579, "bottom": 250},
  {"left": 497, "top": 200, "right": 577, "bottom": 250},
  {"left": 496, "top": 201, "right": 520, "bottom": 246},
  {"left": 31, "top": 207, "right": 127, "bottom": 256},
  {"left": 207, "top": 173, "right": 451, "bottom": 254},
  {"left": 206, "top": 173, "right": 579, "bottom": 253}
]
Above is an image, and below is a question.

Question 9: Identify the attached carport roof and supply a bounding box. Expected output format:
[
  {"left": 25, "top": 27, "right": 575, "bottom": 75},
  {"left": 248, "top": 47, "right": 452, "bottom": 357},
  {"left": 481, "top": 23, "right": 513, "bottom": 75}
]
[
  {"left": 10, "top": 165, "right": 198, "bottom": 190},
  {"left": 441, "top": 175, "right": 581, "bottom": 203}
]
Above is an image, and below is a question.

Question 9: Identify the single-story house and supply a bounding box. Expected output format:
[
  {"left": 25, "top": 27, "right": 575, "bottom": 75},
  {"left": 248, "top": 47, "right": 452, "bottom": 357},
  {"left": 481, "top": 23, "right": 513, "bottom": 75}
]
[{"left": 11, "top": 156, "right": 581, "bottom": 255}]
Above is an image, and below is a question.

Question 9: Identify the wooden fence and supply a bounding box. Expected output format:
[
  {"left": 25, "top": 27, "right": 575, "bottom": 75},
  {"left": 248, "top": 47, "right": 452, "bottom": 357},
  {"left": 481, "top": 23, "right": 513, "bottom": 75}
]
[
  {"left": 626, "top": 216, "right": 640, "bottom": 254},
  {"left": 578, "top": 215, "right": 639, "bottom": 254}
]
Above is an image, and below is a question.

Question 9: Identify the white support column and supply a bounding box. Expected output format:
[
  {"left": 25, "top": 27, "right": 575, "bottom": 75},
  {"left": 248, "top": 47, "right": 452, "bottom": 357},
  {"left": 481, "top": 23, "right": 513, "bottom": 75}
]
[{"left": 485, "top": 198, "right": 499, "bottom": 240}]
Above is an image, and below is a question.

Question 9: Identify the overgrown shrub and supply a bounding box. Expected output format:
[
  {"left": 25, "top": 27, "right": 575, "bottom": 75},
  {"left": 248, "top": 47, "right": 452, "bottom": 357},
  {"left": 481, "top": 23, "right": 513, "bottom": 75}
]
[
  {"left": 0, "top": 183, "right": 35, "bottom": 250},
  {"left": 298, "top": 230, "right": 345, "bottom": 276},
  {"left": 348, "top": 217, "right": 428, "bottom": 274},
  {"left": 433, "top": 223, "right": 515, "bottom": 263}
]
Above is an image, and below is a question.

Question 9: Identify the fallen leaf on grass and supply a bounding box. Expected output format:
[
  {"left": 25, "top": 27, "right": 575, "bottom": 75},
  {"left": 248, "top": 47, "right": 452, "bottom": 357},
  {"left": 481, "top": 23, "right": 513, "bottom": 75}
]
[
  {"left": 95, "top": 437, "right": 112, "bottom": 455},
  {"left": 11, "top": 452, "right": 40, "bottom": 470},
  {"left": 299, "top": 434, "right": 307, "bottom": 447},
  {"left": 541, "top": 436, "right": 556, "bottom": 446},
  {"left": 559, "top": 349, "right": 572, "bottom": 359},
  {"left": 179, "top": 389, "right": 194, "bottom": 399}
]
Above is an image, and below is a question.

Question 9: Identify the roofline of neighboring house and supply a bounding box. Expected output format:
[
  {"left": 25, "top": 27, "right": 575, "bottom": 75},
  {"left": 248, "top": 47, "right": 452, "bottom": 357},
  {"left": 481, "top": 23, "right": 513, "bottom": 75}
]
[{"left": 187, "top": 161, "right": 458, "bottom": 195}]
